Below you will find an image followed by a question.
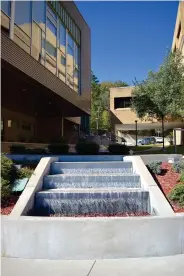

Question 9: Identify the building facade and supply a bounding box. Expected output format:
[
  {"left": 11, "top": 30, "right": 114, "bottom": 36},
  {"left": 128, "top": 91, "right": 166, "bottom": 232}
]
[
  {"left": 172, "top": 1, "right": 184, "bottom": 55},
  {"left": 1, "top": 1, "right": 91, "bottom": 147},
  {"left": 110, "top": 86, "right": 184, "bottom": 137}
]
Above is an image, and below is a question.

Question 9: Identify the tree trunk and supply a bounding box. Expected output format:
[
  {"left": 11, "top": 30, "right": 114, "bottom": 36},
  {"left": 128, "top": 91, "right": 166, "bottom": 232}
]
[{"left": 161, "top": 116, "right": 165, "bottom": 150}]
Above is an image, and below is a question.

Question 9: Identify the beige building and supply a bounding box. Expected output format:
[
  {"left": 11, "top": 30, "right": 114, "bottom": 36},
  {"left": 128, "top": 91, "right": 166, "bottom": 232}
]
[
  {"left": 172, "top": 1, "right": 184, "bottom": 55},
  {"left": 110, "top": 86, "right": 184, "bottom": 137}
]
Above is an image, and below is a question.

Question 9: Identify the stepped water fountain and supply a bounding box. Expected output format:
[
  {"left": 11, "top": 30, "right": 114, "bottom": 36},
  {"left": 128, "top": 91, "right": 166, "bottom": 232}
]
[{"left": 33, "top": 160, "right": 151, "bottom": 217}]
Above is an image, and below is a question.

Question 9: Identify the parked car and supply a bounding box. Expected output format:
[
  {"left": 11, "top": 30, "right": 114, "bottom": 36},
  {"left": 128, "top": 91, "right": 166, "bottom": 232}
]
[
  {"left": 150, "top": 137, "right": 156, "bottom": 144},
  {"left": 141, "top": 137, "right": 156, "bottom": 145},
  {"left": 154, "top": 136, "right": 163, "bottom": 143},
  {"left": 137, "top": 138, "right": 143, "bottom": 145}
]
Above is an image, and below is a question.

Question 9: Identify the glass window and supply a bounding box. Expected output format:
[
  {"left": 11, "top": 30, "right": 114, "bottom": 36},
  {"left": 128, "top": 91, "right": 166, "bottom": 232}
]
[
  {"left": 61, "top": 56, "right": 66, "bottom": 66},
  {"left": 33, "top": 1, "right": 46, "bottom": 30},
  {"left": 114, "top": 97, "right": 132, "bottom": 109},
  {"left": 45, "top": 40, "right": 56, "bottom": 58},
  {"left": 68, "top": 45, "right": 74, "bottom": 57},
  {"left": 15, "top": 1, "right": 31, "bottom": 36},
  {"left": 32, "top": 22, "right": 42, "bottom": 61},
  {"left": 46, "top": 54, "right": 56, "bottom": 74},
  {"left": 46, "top": 18, "right": 56, "bottom": 59},
  {"left": 47, "top": 18, "right": 57, "bottom": 36},
  {"left": 1, "top": 1, "right": 11, "bottom": 16},
  {"left": 75, "top": 44, "right": 79, "bottom": 67},
  {"left": 47, "top": 5, "right": 57, "bottom": 21},
  {"left": 68, "top": 34, "right": 74, "bottom": 48},
  {"left": 60, "top": 24, "right": 66, "bottom": 46}
]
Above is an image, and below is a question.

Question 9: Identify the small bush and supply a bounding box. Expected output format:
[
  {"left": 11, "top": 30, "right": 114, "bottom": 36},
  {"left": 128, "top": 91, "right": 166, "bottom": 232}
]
[
  {"left": 172, "top": 160, "right": 184, "bottom": 173},
  {"left": 17, "top": 167, "right": 34, "bottom": 179},
  {"left": 147, "top": 161, "right": 162, "bottom": 175},
  {"left": 75, "top": 141, "right": 99, "bottom": 155},
  {"left": 1, "top": 178, "right": 11, "bottom": 202},
  {"left": 108, "top": 144, "right": 129, "bottom": 155},
  {"left": 10, "top": 144, "right": 26, "bottom": 154},
  {"left": 1, "top": 154, "right": 13, "bottom": 181},
  {"left": 179, "top": 171, "right": 184, "bottom": 183},
  {"left": 48, "top": 143, "right": 69, "bottom": 154},
  {"left": 25, "top": 148, "right": 47, "bottom": 154},
  {"left": 168, "top": 184, "right": 184, "bottom": 207}
]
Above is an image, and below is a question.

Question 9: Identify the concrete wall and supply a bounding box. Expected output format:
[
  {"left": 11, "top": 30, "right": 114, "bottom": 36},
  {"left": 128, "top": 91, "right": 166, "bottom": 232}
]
[
  {"left": 10, "top": 157, "right": 58, "bottom": 218},
  {"left": 109, "top": 87, "right": 157, "bottom": 130},
  {"left": 124, "top": 156, "right": 174, "bottom": 216},
  {"left": 1, "top": 215, "right": 184, "bottom": 259},
  {"left": 172, "top": 2, "right": 184, "bottom": 53}
]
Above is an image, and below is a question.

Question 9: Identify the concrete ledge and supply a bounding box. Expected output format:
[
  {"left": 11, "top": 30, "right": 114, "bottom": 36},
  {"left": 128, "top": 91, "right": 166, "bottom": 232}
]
[
  {"left": 2, "top": 255, "right": 184, "bottom": 276},
  {"left": 1, "top": 215, "right": 184, "bottom": 259},
  {"left": 124, "top": 156, "right": 174, "bottom": 216},
  {"left": 10, "top": 157, "right": 58, "bottom": 218}
]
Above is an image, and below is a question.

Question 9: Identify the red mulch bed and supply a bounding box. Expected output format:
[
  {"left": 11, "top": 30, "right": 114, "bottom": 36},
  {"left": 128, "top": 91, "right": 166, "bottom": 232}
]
[
  {"left": 1, "top": 195, "right": 19, "bottom": 215},
  {"left": 50, "top": 212, "right": 150, "bottom": 217},
  {"left": 154, "top": 162, "right": 184, "bottom": 213}
]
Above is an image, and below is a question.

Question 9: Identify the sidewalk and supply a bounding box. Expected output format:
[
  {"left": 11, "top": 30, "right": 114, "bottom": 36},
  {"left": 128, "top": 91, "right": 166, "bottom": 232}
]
[{"left": 2, "top": 254, "right": 184, "bottom": 276}]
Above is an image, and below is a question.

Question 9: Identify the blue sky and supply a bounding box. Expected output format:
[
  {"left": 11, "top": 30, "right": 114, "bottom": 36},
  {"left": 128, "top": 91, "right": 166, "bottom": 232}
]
[{"left": 76, "top": 1, "right": 179, "bottom": 85}]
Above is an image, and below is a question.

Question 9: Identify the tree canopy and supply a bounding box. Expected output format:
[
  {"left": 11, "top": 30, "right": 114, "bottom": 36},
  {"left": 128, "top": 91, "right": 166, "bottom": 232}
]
[
  {"left": 90, "top": 74, "right": 128, "bottom": 131},
  {"left": 132, "top": 50, "right": 184, "bottom": 148},
  {"left": 132, "top": 50, "right": 184, "bottom": 120}
]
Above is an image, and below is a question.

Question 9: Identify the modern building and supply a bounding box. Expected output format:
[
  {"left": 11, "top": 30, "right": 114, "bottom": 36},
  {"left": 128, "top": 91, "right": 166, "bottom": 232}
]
[
  {"left": 1, "top": 1, "right": 91, "bottom": 149},
  {"left": 110, "top": 86, "right": 184, "bottom": 138},
  {"left": 172, "top": 1, "right": 184, "bottom": 56}
]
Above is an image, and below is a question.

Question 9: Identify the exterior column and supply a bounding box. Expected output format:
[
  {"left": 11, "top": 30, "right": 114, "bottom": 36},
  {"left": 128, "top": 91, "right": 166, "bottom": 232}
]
[
  {"left": 61, "top": 117, "right": 64, "bottom": 137},
  {"left": 10, "top": 0, "right": 15, "bottom": 40}
]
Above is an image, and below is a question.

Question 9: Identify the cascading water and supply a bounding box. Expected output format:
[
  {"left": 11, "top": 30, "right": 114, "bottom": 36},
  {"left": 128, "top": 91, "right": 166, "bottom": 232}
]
[{"left": 33, "top": 160, "right": 151, "bottom": 217}]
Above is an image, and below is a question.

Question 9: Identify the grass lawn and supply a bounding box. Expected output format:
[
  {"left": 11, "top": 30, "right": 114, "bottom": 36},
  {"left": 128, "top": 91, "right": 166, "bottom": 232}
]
[
  {"left": 130, "top": 145, "right": 184, "bottom": 155},
  {"left": 165, "top": 145, "right": 184, "bottom": 155}
]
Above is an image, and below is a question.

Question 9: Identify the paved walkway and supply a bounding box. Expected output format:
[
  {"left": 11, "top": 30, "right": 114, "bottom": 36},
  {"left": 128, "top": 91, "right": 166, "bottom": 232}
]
[{"left": 2, "top": 254, "right": 184, "bottom": 276}]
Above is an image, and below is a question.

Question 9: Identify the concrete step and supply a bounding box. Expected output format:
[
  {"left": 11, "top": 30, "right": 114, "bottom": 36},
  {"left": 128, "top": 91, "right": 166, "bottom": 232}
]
[
  {"left": 59, "top": 155, "right": 124, "bottom": 162},
  {"left": 35, "top": 189, "right": 150, "bottom": 216},
  {"left": 51, "top": 161, "right": 133, "bottom": 174},
  {"left": 43, "top": 173, "right": 141, "bottom": 189}
]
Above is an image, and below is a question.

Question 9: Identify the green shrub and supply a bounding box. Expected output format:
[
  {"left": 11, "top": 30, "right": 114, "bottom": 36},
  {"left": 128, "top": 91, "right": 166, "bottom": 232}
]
[
  {"left": 1, "top": 154, "right": 13, "bottom": 181},
  {"left": 75, "top": 141, "right": 99, "bottom": 155},
  {"left": 17, "top": 167, "right": 34, "bottom": 179},
  {"left": 108, "top": 144, "right": 129, "bottom": 155},
  {"left": 1, "top": 178, "right": 11, "bottom": 202},
  {"left": 48, "top": 143, "right": 69, "bottom": 154},
  {"left": 179, "top": 171, "right": 184, "bottom": 183},
  {"left": 168, "top": 184, "right": 184, "bottom": 207},
  {"left": 172, "top": 160, "right": 184, "bottom": 173},
  {"left": 10, "top": 144, "right": 26, "bottom": 154},
  {"left": 25, "top": 148, "right": 47, "bottom": 154},
  {"left": 147, "top": 161, "right": 162, "bottom": 175}
]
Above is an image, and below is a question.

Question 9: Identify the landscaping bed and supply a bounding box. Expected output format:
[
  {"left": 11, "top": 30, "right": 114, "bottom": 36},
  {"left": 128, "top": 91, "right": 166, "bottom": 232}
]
[
  {"left": 154, "top": 162, "right": 184, "bottom": 213},
  {"left": 50, "top": 212, "right": 150, "bottom": 217},
  {"left": 1, "top": 154, "right": 36, "bottom": 216},
  {"left": 1, "top": 194, "right": 20, "bottom": 215}
]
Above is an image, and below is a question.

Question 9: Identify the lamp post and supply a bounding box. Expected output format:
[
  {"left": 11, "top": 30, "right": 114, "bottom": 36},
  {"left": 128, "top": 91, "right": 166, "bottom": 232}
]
[{"left": 135, "top": 120, "right": 138, "bottom": 147}]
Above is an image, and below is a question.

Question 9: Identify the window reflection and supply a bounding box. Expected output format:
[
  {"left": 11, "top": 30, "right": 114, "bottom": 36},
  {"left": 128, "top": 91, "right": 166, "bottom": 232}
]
[
  {"left": 15, "top": 1, "right": 31, "bottom": 36},
  {"left": 3, "top": 1, "right": 81, "bottom": 92},
  {"left": 60, "top": 24, "right": 66, "bottom": 54},
  {"left": 32, "top": 1, "right": 45, "bottom": 31}
]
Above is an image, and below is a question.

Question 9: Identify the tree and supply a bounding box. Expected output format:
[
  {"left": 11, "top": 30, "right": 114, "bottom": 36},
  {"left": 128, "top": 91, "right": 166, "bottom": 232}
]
[
  {"left": 90, "top": 75, "right": 129, "bottom": 132},
  {"left": 132, "top": 50, "right": 184, "bottom": 149}
]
